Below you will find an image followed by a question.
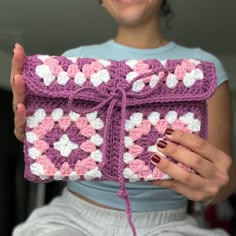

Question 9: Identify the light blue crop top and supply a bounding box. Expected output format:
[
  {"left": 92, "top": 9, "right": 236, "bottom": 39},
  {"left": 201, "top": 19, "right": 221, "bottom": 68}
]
[{"left": 63, "top": 40, "right": 228, "bottom": 212}]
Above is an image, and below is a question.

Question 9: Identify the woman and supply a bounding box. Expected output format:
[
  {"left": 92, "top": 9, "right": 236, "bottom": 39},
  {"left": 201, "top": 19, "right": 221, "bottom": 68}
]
[{"left": 11, "top": 0, "right": 235, "bottom": 235}]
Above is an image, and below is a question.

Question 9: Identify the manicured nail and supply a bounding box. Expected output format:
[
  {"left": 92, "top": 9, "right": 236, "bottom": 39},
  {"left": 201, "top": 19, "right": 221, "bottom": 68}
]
[
  {"left": 165, "top": 128, "right": 173, "bottom": 135},
  {"left": 151, "top": 154, "right": 161, "bottom": 164},
  {"left": 157, "top": 140, "right": 167, "bottom": 148}
]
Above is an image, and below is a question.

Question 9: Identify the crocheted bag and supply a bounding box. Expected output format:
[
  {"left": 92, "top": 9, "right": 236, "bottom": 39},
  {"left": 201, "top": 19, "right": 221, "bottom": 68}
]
[{"left": 23, "top": 55, "right": 217, "bottom": 235}]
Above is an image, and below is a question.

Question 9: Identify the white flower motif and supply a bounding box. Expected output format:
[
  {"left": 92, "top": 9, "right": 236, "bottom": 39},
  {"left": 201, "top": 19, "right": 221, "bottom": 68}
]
[
  {"left": 74, "top": 72, "right": 86, "bottom": 86},
  {"left": 57, "top": 71, "right": 70, "bottom": 86},
  {"left": 53, "top": 134, "right": 79, "bottom": 157}
]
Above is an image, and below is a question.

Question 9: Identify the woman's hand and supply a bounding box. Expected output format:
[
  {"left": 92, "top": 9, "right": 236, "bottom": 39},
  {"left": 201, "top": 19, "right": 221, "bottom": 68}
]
[
  {"left": 10, "top": 43, "right": 26, "bottom": 142},
  {"left": 150, "top": 128, "right": 233, "bottom": 204}
]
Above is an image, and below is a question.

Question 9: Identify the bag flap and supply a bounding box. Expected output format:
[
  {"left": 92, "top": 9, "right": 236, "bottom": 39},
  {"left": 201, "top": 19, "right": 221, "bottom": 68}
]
[{"left": 23, "top": 55, "right": 217, "bottom": 104}]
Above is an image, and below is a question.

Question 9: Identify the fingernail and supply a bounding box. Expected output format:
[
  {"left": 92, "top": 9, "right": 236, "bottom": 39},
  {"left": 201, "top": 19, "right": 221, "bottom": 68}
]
[
  {"left": 165, "top": 128, "right": 173, "bottom": 135},
  {"left": 151, "top": 154, "right": 161, "bottom": 164},
  {"left": 15, "top": 43, "right": 20, "bottom": 48},
  {"left": 157, "top": 140, "right": 167, "bottom": 148}
]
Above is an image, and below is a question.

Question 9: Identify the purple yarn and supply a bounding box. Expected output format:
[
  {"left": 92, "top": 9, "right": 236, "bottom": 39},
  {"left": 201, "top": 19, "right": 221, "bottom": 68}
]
[{"left": 22, "top": 55, "right": 217, "bottom": 236}]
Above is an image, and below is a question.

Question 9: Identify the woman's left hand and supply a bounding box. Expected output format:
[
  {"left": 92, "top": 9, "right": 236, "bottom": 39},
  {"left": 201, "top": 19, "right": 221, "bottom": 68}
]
[{"left": 150, "top": 128, "right": 234, "bottom": 204}]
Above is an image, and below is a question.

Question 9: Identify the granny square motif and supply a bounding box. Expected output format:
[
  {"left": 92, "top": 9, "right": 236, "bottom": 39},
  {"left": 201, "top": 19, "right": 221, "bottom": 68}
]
[{"left": 23, "top": 55, "right": 217, "bottom": 184}]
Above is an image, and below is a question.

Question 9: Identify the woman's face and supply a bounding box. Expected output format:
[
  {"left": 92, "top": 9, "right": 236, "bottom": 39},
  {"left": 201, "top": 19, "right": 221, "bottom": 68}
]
[{"left": 102, "top": 0, "right": 162, "bottom": 27}]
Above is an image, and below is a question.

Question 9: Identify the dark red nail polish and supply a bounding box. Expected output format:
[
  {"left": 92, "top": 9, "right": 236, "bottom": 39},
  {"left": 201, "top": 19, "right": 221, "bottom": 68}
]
[
  {"left": 157, "top": 140, "right": 167, "bottom": 148},
  {"left": 165, "top": 128, "right": 173, "bottom": 135},
  {"left": 151, "top": 154, "right": 161, "bottom": 164}
]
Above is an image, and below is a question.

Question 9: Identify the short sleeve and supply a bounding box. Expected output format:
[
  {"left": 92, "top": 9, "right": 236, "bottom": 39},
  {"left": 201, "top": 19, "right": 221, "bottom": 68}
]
[
  {"left": 197, "top": 49, "right": 228, "bottom": 86},
  {"left": 61, "top": 47, "right": 82, "bottom": 57}
]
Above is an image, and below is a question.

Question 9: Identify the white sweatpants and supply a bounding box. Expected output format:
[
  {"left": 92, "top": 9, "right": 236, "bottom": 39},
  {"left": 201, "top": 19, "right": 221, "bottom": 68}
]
[{"left": 12, "top": 188, "right": 229, "bottom": 236}]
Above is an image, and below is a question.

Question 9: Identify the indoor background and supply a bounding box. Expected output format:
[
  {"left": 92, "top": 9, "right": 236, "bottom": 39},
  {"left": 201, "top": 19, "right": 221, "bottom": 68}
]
[{"left": 0, "top": 0, "right": 235, "bottom": 235}]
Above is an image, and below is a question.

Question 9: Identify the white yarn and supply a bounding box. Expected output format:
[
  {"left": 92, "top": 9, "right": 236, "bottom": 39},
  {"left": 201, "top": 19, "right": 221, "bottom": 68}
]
[
  {"left": 74, "top": 72, "right": 87, "bottom": 86},
  {"left": 51, "top": 108, "right": 64, "bottom": 121},
  {"left": 123, "top": 168, "right": 139, "bottom": 182},
  {"left": 129, "top": 112, "right": 143, "bottom": 127},
  {"left": 35, "top": 64, "right": 55, "bottom": 86},
  {"left": 98, "top": 59, "right": 111, "bottom": 67},
  {"left": 126, "top": 71, "right": 139, "bottom": 82},
  {"left": 148, "top": 112, "right": 160, "bottom": 126},
  {"left": 90, "top": 118, "right": 104, "bottom": 130},
  {"left": 190, "top": 68, "right": 204, "bottom": 80},
  {"left": 149, "top": 75, "right": 160, "bottom": 88},
  {"left": 132, "top": 80, "right": 145, "bottom": 92},
  {"left": 26, "top": 132, "right": 39, "bottom": 144},
  {"left": 30, "top": 163, "right": 47, "bottom": 180},
  {"left": 124, "top": 136, "right": 134, "bottom": 148},
  {"left": 165, "top": 111, "right": 178, "bottom": 124},
  {"left": 84, "top": 167, "right": 102, "bottom": 181},
  {"left": 28, "top": 147, "right": 41, "bottom": 159},
  {"left": 91, "top": 150, "right": 103, "bottom": 162},
  {"left": 53, "top": 134, "right": 79, "bottom": 157},
  {"left": 90, "top": 134, "right": 103, "bottom": 146},
  {"left": 86, "top": 111, "right": 98, "bottom": 123},
  {"left": 123, "top": 152, "right": 134, "bottom": 164},
  {"left": 69, "top": 111, "right": 80, "bottom": 122},
  {"left": 183, "top": 73, "right": 196, "bottom": 88},
  {"left": 166, "top": 73, "right": 178, "bottom": 89},
  {"left": 57, "top": 71, "right": 70, "bottom": 86},
  {"left": 125, "top": 60, "right": 138, "bottom": 69},
  {"left": 125, "top": 119, "right": 136, "bottom": 131},
  {"left": 69, "top": 171, "right": 79, "bottom": 181}
]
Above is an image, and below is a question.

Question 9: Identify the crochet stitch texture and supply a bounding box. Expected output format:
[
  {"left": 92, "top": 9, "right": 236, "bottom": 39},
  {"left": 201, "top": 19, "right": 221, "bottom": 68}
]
[{"left": 23, "top": 55, "right": 217, "bottom": 236}]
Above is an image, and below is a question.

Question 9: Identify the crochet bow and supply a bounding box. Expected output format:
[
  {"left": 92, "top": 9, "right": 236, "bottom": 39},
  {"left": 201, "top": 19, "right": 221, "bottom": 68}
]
[{"left": 68, "top": 71, "right": 158, "bottom": 236}]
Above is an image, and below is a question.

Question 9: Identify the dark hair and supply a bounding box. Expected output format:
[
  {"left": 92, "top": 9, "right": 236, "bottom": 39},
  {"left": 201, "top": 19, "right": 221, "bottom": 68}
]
[
  {"left": 98, "top": 0, "right": 172, "bottom": 17},
  {"left": 160, "top": 0, "right": 172, "bottom": 17}
]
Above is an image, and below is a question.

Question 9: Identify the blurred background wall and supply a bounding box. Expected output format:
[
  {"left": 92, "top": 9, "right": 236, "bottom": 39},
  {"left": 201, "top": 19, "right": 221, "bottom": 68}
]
[{"left": 0, "top": 0, "right": 235, "bottom": 235}]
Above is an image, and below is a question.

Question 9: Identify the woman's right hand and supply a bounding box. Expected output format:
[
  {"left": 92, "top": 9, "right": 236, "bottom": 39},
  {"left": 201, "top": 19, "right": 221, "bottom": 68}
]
[{"left": 10, "top": 43, "right": 26, "bottom": 142}]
